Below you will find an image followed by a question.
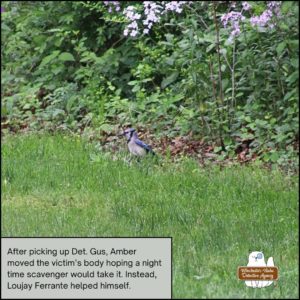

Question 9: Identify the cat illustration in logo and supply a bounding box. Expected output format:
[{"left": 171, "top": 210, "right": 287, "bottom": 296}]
[{"left": 245, "top": 251, "right": 274, "bottom": 288}]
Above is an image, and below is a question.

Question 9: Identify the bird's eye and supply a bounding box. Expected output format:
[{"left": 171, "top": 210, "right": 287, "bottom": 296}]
[{"left": 257, "top": 253, "right": 263, "bottom": 259}]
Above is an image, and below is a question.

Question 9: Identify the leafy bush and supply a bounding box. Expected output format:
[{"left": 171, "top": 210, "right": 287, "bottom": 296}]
[{"left": 1, "top": 1, "right": 299, "bottom": 168}]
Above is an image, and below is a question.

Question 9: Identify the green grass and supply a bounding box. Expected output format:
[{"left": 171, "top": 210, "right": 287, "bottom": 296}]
[{"left": 1, "top": 134, "right": 299, "bottom": 299}]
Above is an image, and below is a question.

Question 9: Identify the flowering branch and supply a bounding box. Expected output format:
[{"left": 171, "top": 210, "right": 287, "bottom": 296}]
[{"left": 102, "top": 1, "right": 283, "bottom": 43}]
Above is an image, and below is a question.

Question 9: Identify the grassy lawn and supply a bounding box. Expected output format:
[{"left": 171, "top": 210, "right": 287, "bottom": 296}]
[{"left": 1, "top": 134, "right": 298, "bottom": 298}]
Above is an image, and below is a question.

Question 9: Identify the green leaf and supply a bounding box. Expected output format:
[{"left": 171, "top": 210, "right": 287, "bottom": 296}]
[
  {"left": 33, "top": 35, "right": 46, "bottom": 46},
  {"left": 89, "top": 153, "right": 102, "bottom": 163},
  {"left": 270, "top": 152, "right": 279, "bottom": 162},
  {"left": 47, "top": 28, "right": 64, "bottom": 33},
  {"left": 240, "top": 133, "right": 255, "bottom": 140},
  {"left": 276, "top": 42, "right": 286, "bottom": 56},
  {"left": 222, "top": 78, "right": 229, "bottom": 90},
  {"left": 23, "top": 103, "right": 32, "bottom": 110},
  {"left": 287, "top": 71, "right": 298, "bottom": 85},
  {"left": 1, "top": 23, "right": 11, "bottom": 32},
  {"left": 52, "top": 109, "right": 65, "bottom": 118},
  {"left": 282, "top": 1, "right": 293, "bottom": 13},
  {"left": 39, "top": 51, "right": 60, "bottom": 68},
  {"left": 99, "top": 123, "right": 113, "bottom": 132},
  {"left": 165, "top": 57, "right": 174, "bottom": 66},
  {"left": 58, "top": 52, "right": 75, "bottom": 62},
  {"left": 171, "top": 94, "right": 184, "bottom": 103},
  {"left": 165, "top": 34, "right": 174, "bottom": 43},
  {"left": 244, "top": 116, "right": 251, "bottom": 123},
  {"left": 161, "top": 72, "right": 179, "bottom": 89},
  {"left": 206, "top": 43, "right": 215, "bottom": 53},
  {"left": 248, "top": 123, "right": 256, "bottom": 130},
  {"left": 142, "top": 78, "right": 152, "bottom": 83},
  {"left": 213, "top": 146, "right": 222, "bottom": 153},
  {"left": 51, "top": 66, "right": 63, "bottom": 75},
  {"left": 132, "top": 85, "right": 140, "bottom": 92},
  {"left": 283, "top": 90, "right": 296, "bottom": 101}
]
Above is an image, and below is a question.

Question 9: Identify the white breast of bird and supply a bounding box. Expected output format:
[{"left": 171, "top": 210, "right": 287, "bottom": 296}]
[{"left": 128, "top": 140, "right": 146, "bottom": 156}]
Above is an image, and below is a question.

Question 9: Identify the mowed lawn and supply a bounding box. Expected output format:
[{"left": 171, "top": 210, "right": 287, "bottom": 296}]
[{"left": 1, "top": 134, "right": 298, "bottom": 298}]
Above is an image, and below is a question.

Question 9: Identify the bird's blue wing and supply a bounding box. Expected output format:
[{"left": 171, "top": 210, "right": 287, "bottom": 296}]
[{"left": 135, "top": 139, "right": 154, "bottom": 153}]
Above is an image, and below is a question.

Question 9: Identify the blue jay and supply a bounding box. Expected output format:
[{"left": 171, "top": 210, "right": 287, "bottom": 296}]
[{"left": 122, "top": 128, "right": 155, "bottom": 156}]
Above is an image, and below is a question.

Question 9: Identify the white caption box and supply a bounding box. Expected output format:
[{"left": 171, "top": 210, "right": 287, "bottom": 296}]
[{"left": 1, "top": 238, "right": 172, "bottom": 299}]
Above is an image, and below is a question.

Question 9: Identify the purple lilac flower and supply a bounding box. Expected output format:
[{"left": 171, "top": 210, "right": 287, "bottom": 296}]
[
  {"left": 221, "top": 11, "right": 245, "bottom": 39},
  {"left": 103, "top": 1, "right": 120, "bottom": 12},
  {"left": 220, "top": 0, "right": 282, "bottom": 41},
  {"left": 123, "top": 5, "right": 141, "bottom": 37},
  {"left": 242, "top": 1, "right": 251, "bottom": 11},
  {"left": 267, "top": 1, "right": 282, "bottom": 18},
  {"left": 130, "top": 30, "right": 138, "bottom": 37},
  {"left": 120, "top": 1, "right": 189, "bottom": 37},
  {"left": 124, "top": 6, "right": 141, "bottom": 21},
  {"left": 105, "top": 1, "right": 282, "bottom": 38},
  {"left": 164, "top": 1, "right": 186, "bottom": 13},
  {"left": 231, "top": 21, "right": 241, "bottom": 36},
  {"left": 123, "top": 28, "right": 129, "bottom": 36},
  {"left": 250, "top": 1, "right": 281, "bottom": 29},
  {"left": 143, "top": 1, "right": 162, "bottom": 30},
  {"left": 250, "top": 10, "right": 272, "bottom": 27},
  {"left": 128, "top": 21, "right": 138, "bottom": 29},
  {"left": 221, "top": 11, "right": 245, "bottom": 27}
]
